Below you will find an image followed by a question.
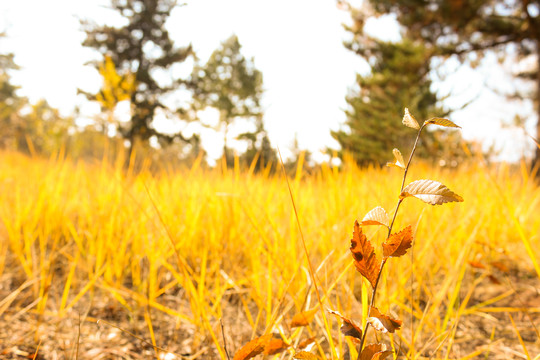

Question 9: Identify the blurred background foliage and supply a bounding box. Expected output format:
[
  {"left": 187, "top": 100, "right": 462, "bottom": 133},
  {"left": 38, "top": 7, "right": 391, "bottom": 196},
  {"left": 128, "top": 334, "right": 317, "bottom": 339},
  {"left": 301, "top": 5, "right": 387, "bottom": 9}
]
[{"left": 0, "top": 0, "right": 535, "bottom": 171}]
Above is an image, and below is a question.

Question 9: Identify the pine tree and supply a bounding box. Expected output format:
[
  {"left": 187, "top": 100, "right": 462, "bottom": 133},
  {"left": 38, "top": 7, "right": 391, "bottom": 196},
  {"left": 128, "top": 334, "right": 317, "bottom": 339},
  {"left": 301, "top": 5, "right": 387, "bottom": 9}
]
[
  {"left": 359, "top": 0, "right": 540, "bottom": 169},
  {"left": 333, "top": 37, "right": 444, "bottom": 165},
  {"left": 191, "top": 35, "right": 274, "bottom": 167},
  {"left": 0, "top": 33, "right": 27, "bottom": 150},
  {"left": 81, "top": 0, "right": 195, "bottom": 158}
]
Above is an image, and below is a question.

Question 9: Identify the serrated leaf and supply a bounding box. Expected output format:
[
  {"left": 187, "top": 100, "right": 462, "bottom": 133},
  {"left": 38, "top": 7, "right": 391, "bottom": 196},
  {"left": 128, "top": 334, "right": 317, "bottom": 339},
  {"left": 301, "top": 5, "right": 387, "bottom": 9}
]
[
  {"left": 402, "top": 108, "right": 420, "bottom": 130},
  {"left": 400, "top": 179, "right": 464, "bottom": 205},
  {"left": 383, "top": 225, "right": 413, "bottom": 258},
  {"left": 233, "top": 334, "right": 272, "bottom": 360},
  {"left": 350, "top": 221, "right": 380, "bottom": 287},
  {"left": 294, "top": 350, "right": 318, "bottom": 359},
  {"left": 291, "top": 308, "right": 318, "bottom": 327},
  {"left": 386, "top": 148, "right": 406, "bottom": 169},
  {"left": 360, "top": 206, "right": 389, "bottom": 227},
  {"left": 424, "top": 117, "right": 461, "bottom": 128},
  {"left": 367, "top": 307, "right": 402, "bottom": 333},
  {"left": 360, "top": 344, "right": 393, "bottom": 360},
  {"left": 327, "top": 309, "right": 363, "bottom": 339}
]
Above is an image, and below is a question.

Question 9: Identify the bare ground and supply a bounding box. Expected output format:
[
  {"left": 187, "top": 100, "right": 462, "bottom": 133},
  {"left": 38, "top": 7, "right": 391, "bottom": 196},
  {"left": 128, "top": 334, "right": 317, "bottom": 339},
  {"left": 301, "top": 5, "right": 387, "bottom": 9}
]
[{"left": 1, "top": 265, "right": 539, "bottom": 360}]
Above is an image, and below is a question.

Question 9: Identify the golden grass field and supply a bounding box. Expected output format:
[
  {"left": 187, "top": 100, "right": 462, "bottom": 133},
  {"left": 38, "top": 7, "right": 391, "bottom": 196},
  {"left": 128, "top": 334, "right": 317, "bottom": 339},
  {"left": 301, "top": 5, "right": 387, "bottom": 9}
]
[{"left": 0, "top": 150, "right": 539, "bottom": 359}]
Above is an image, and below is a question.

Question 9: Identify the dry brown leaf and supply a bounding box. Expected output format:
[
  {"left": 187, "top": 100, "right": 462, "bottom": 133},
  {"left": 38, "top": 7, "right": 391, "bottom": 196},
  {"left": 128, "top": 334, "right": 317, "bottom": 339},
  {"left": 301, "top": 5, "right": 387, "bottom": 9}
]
[
  {"left": 367, "top": 307, "right": 402, "bottom": 333},
  {"left": 297, "top": 337, "right": 316, "bottom": 350},
  {"left": 360, "top": 344, "right": 393, "bottom": 360},
  {"left": 424, "top": 117, "right": 461, "bottom": 128},
  {"left": 360, "top": 206, "right": 390, "bottom": 227},
  {"left": 399, "top": 179, "right": 464, "bottom": 205},
  {"left": 490, "top": 261, "right": 509, "bottom": 273},
  {"left": 386, "top": 148, "right": 406, "bottom": 169},
  {"left": 350, "top": 221, "right": 380, "bottom": 287},
  {"left": 291, "top": 308, "right": 318, "bottom": 328},
  {"left": 488, "top": 274, "right": 502, "bottom": 284},
  {"left": 327, "top": 309, "right": 362, "bottom": 339},
  {"left": 402, "top": 108, "right": 420, "bottom": 130},
  {"left": 233, "top": 334, "right": 272, "bottom": 360},
  {"left": 264, "top": 336, "right": 290, "bottom": 355},
  {"left": 294, "top": 350, "right": 318, "bottom": 359},
  {"left": 468, "top": 261, "right": 486, "bottom": 269},
  {"left": 383, "top": 225, "right": 413, "bottom": 258}
]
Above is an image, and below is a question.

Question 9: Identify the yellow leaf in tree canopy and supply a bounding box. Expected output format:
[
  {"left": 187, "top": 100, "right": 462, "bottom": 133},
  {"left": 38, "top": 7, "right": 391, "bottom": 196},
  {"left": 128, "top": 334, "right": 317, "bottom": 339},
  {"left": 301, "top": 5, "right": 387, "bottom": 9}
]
[
  {"left": 400, "top": 179, "right": 464, "bottom": 205},
  {"left": 350, "top": 221, "right": 380, "bottom": 287},
  {"left": 360, "top": 206, "right": 389, "bottom": 227},
  {"left": 424, "top": 117, "right": 461, "bottom": 128},
  {"left": 402, "top": 108, "right": 420, "bottom": 130}
]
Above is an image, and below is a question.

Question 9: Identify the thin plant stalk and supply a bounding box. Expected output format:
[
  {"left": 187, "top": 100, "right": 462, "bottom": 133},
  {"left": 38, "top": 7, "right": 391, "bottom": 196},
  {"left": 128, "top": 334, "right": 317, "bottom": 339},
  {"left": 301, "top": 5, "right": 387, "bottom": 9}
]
[{"left": 358, "top": 125, "right": 425, "bottom": 356}]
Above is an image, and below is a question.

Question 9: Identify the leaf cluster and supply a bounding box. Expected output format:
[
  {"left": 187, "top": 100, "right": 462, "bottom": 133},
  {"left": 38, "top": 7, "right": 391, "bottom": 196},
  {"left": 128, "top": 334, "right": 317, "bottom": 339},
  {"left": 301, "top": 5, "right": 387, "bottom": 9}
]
[
  {"left": 233, "top": 108, "right": 464, "bottom": 359},
  {"left": 333, "top": 108, "right": 464, "bottom": 358}
]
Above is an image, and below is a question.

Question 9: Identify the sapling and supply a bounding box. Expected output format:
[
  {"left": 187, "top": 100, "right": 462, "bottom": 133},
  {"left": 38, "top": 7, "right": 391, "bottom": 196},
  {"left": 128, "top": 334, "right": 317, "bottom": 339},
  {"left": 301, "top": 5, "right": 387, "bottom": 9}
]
[
  {"left": 328, "top": 108, "right": 464, "bottom": 359},
  {"left": 232, "top": 108, "right": 463, "bottom": 360}
]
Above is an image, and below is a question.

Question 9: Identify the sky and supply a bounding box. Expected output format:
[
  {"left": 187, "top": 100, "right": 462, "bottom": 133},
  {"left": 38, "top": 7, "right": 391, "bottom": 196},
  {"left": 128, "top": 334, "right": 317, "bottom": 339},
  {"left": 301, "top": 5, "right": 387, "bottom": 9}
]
[{"left": 0, "top": 0, "right": 536, "bottom": 162}]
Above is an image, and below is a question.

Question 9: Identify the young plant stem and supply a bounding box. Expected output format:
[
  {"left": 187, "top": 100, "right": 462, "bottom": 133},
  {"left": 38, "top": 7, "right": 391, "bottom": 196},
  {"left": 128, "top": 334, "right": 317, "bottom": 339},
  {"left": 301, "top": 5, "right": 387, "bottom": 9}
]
[{"left": 357, "top": 126, "right": 424, "bottom": 357}]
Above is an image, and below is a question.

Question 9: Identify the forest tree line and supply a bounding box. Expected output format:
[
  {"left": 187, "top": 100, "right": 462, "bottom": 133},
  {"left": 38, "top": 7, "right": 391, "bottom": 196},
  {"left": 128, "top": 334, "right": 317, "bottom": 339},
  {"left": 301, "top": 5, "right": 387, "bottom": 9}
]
[{"left": 1, "top": 0, "right": 537, "bottom": 169}]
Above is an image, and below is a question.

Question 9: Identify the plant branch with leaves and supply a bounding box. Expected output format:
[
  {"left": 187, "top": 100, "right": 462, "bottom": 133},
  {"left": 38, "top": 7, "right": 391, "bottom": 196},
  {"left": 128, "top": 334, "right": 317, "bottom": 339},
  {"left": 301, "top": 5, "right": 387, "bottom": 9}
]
[
  {"left": 231, "top": 108, "right": 463, "bottom": 360},
  {"left": 330, "top": 108, "right": 464, "bottom": 360}
]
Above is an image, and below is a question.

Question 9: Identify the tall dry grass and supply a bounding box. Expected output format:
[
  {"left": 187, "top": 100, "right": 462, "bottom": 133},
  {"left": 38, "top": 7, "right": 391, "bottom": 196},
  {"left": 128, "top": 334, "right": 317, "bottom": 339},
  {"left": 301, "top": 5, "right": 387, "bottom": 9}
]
[{"left": 0, "top": 150, "right": 538, "bottom": 359}]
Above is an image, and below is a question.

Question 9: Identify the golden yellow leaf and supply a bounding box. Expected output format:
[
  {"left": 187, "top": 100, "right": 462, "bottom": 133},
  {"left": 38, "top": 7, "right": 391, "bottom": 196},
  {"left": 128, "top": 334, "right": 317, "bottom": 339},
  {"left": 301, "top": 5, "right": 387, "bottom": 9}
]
[
  {"left": 402, "top": 108, "right": 420, "bottom": 130},
  {"left": 291, "top": 308, "right": 318, "bottom": 327},
  {"left": 350, "top": 221, "right": 380, "bottom": 287},
  {"left": 382, "top": 225, "right": 413, "bottom": 258},
  {"left": 424, "top": 117, "right": 461, "bottom": 128},
  {"left": 368, "top": 307, "right": 402, "bottom": 334},
  {"left": 399, "top": 179, "right": 463, "bottom": 205},
  {"left": 386, "top": 148, "right": 406, "bottom": 169},
  {"left": 360, "top": 206, "right": 389, "bottom": 227}
]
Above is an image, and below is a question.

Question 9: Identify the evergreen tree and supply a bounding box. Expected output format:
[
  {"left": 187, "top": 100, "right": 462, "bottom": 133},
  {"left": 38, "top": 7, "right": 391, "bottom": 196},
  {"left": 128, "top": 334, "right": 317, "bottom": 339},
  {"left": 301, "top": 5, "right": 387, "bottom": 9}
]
[
  {"left": 191, "top": 35, "right": 274, "bottom": 167},
  {"left": 333, "top": 36, "right": 444, "bottom": 165},
  {"left": 357, "top": 0, "right": 540, "bottom": 169},
  {"left": 81, "top": 0, "right": 195, "bottom": 158},
  {"left": 0, "top": 33, "right": 27, "bottom": 150}
]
